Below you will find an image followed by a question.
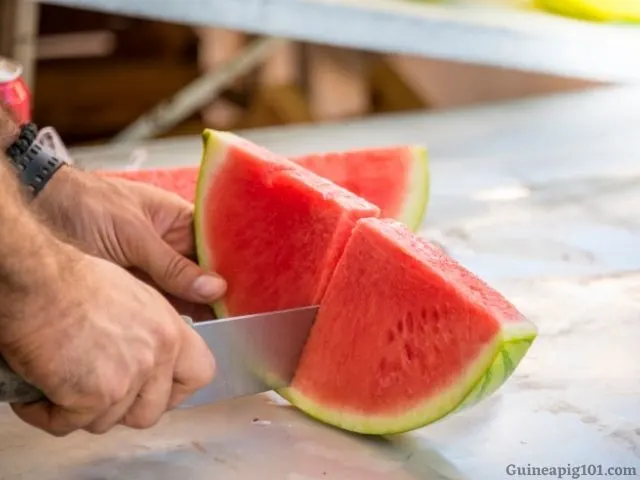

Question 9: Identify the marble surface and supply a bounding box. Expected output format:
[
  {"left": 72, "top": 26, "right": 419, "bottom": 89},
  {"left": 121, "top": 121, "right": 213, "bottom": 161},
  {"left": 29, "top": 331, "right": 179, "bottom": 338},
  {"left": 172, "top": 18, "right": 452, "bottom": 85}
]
[{"left": 1, "top": 86, "right": 639, "bottom": 479}]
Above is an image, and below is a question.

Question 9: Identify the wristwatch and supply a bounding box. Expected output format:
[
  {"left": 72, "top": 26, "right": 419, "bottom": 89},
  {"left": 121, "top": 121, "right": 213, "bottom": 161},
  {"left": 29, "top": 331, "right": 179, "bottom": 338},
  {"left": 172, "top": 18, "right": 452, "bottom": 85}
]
[{"left": 4, "top": 122, "right": 66, "bottom": 197}]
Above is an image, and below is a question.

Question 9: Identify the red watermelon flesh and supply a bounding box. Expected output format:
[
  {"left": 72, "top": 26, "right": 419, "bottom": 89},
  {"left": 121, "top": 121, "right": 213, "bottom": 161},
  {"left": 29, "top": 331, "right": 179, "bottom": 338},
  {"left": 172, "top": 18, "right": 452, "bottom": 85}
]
[
  {"left": 96, "top": 145, "right": 427, "bottom": 230},
  {"left": 294, "top": 147, "right": 419, "bottom": 222},
  {"left": 283, "top": 217, "right": 536, "bottom": 433},
  {"left": 195, "top": 130, "right": 380, "bottom": 317},
  {"left": 98, "top": 166, "right": 199, "bottom": 203}
]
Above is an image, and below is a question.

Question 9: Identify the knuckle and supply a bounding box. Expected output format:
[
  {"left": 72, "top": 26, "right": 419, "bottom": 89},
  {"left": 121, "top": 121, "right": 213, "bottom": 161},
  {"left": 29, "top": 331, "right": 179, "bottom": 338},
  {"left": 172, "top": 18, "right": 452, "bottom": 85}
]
[
  {"left": 194, "top": 360, "right": 216, "bottom": 389},
  {"left": 49, "top": 426, "right": 75, "bottom": 438},
  {"left": 102, "top": 381, "right": 129, "bottom": 406},
  {"left": 153, "top": 317, "right": 180, "bottom": 351},
  {"left": 84, "top": 423, "right": 109, "bottom": 435},
  {"left": 137, "top": 349, "right": 156, "bottom": 377},
  {"left": 185, "top": 345, "right": 216, "bottom": 390},
  {"left": 123, "top": 412, "right": 161, "bottom": 430}
]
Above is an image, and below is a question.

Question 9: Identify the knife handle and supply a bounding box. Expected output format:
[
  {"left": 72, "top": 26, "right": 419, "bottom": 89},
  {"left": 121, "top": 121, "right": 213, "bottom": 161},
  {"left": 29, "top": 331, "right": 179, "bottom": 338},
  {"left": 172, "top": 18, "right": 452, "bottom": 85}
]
[{"left": 0, "top": 315, "right": 195, "bottom": 404}]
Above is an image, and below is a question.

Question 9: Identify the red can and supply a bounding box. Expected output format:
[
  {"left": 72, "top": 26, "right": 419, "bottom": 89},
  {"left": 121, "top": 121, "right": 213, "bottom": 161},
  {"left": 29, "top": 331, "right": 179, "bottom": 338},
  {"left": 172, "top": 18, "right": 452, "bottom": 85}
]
[{"left": 0, "top": 56, "right": 31, "bottom": 125}]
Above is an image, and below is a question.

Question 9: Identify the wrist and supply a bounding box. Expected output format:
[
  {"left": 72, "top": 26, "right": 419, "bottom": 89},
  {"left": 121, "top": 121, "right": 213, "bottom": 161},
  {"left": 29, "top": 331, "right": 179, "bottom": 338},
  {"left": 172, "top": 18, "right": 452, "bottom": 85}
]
[
  {"left": 0, "top": 229, "right": 83, "bottom": 337},
  {"left": 32, "top": 163, "right": 85, "bottom": 223}
]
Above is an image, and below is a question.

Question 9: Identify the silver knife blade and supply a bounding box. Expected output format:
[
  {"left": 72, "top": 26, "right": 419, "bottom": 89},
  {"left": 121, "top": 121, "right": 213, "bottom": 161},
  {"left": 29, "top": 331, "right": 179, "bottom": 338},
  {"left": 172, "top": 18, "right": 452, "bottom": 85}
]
[
  {"left": 0, "top": 307, "right": 318, "bottom": 406},
  {"left": 180, "top": 305, "right": 319, "bottom": 408}
]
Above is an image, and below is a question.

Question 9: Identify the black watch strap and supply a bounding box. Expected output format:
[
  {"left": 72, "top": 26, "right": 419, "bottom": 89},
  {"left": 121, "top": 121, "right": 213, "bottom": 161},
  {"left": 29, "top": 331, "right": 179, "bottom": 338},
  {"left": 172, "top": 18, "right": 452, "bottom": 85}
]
[{"left": 5, "top": 122, "right": 66, "bottom": 197}]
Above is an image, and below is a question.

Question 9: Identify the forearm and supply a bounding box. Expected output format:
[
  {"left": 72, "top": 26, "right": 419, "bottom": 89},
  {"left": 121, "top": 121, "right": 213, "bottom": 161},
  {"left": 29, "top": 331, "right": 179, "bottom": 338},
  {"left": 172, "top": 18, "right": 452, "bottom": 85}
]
[{"left": 0, "top": 158, "right": 77, "bottom": 320}]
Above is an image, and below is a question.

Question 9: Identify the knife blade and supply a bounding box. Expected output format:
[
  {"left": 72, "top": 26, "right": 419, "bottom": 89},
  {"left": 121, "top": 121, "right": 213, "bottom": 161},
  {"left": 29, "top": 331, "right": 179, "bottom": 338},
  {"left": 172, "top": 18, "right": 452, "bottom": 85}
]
[{"left": 0, "top": 306, "right": 318, "bottom": 406}]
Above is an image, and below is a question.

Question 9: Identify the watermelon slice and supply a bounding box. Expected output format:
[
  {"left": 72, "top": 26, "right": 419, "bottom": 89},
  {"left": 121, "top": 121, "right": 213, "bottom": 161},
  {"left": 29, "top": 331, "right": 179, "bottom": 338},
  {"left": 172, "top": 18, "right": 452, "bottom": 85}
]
[
  {"left": 97, "top": 145, "right": 429, "bottom": 231},
  {"left": 98, "top": 166, "right": 198, "bottom": 203},
  {"left": 282, "top": 217, "right": 537, "bottom": 434},
  {"left": 193, "top": 129, "right": 537, "bottom": 435},
  {"left": 294, "top": 147, "right": 429, "bottom": 231},
  {"left": 193, "top": 129, "right": 381, "bottom": 317}
]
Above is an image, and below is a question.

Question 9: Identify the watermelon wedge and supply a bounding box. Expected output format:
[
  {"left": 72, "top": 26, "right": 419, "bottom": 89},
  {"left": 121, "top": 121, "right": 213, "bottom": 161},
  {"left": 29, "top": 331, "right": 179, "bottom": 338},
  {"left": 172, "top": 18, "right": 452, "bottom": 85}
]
[
  {"left": 97, "top": 145, "right": 429, "bottom": 231},
  {"left": 294, "top": 147, "right": 429, "bottom": 231},
  {"left": 194, "top": 129, "right": 537, "bottom": 435},
  {"left": 99, "top": 166, "right": 198, "bottom": 202},
  {"left": 282, "top": 218, "right": 537, "bottom": 434},
  {"left": 193, "top": 129, "right": 381, "bottom": 317}
]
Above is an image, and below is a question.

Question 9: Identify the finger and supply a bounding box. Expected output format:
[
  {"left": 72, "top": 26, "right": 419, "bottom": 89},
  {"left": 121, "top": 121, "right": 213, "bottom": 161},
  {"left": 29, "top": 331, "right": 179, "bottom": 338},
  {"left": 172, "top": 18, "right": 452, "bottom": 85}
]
[
  {"left": 11, "top": 402, "right": 99, "bottom": 437},
  {"left": 168, "top": 327, "right": 216, "bottom": 409},
  {"left": 119, "top": 367, "right": 174, "bottom": 430},
  {"left": 126, "top": 268, "right": 214, "bottom": 321},
  {"left": 131, "top": 229, "right": 226, "bottom": 304},
  {"left": 83, "top": 386, "right": 140, "bottom": 435}
]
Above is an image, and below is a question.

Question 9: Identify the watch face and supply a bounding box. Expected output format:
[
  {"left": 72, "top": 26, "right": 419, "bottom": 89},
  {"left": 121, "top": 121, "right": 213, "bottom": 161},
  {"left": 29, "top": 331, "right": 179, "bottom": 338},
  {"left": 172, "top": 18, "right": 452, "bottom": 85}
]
[{"left": 36, "top": 127, "right": 72, "bottom": 164}]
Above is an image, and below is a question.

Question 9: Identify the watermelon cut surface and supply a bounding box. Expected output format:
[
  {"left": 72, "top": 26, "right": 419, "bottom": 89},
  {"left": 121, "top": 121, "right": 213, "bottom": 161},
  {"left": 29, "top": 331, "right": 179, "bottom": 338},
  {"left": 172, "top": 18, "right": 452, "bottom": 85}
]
[
  {"left": 193, "top": 129, "right": 537, "bottom": 435},
  {"left": 194, "top": 129, "right": 380, "bottom": 317},
  {"left": 294, "top": 146, "right": 428, "bottom": 231},
  {"left": 282, "top": 217, "right": 537, "bottom": 434},
  {"left": 97, "top": 145, "right": 429, "bottom": 231}
]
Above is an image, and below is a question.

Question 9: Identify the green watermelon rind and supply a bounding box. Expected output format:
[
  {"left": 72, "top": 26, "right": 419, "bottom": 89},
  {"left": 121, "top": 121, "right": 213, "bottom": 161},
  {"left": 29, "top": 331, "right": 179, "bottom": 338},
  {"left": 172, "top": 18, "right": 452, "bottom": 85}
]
[
  {"left": 194, "top": 129, "right": 230, "bottom": 319},
  {"left": 194, "top": 131, "right": 430, "bottom": 317},
  {"left": 453, "top": 336, "right": 535, "bottom": 413},
  {"left": 278, "top": 320, "right": 537, "bottom": 435},
  {"left": 193, "top": 128, "right": 535, "bottom": 435},
  {"left": 398, "top": 146, "right": 430, "bottom": 233}
]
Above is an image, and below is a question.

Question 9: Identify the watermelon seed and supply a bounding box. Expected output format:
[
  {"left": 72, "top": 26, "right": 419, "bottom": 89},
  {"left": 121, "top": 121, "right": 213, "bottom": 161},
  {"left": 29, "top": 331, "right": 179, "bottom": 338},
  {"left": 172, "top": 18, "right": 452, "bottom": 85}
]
[
  {"left": 397, "top": 321, "right": 404, "bottom": 334},
  {"left": 379, "top": 358, "right": 388, "bottom": 373},
  {"left": 386, "top": 330, "right": 395, "bottom": 343},
  {"left": 420, "top": 307, "right": 427, "bottom": 319},
  {"left": 404, "top": 343, "right": 415, "bottom": 362},
  {"left": 406, "top": 312, "right": 415, "bottom": 334}
]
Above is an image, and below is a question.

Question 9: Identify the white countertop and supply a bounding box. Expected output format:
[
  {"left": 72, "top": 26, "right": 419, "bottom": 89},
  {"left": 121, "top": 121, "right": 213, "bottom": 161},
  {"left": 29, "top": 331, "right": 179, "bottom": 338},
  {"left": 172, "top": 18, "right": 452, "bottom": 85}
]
[{"left": 1, "top": 86, "right": 639, "bottom": 478}]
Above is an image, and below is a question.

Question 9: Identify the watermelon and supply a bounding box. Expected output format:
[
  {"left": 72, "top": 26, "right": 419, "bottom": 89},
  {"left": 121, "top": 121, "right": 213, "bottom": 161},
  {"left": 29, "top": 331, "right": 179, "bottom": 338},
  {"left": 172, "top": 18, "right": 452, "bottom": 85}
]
[
  {"left": 194, "top": 129, "right": 537, "bottom": 435},
  {"left": 194, "top": 129, "right": 381, "bottom": 317},
  {"left": 294, "top": 147, "right": 429, "bottom": 231},
  {"left": 97, "top": 145, "right": 429, "bottom": 231},
  {"left": 282, "top": 217, "right": 537, "bottom": 434},
  {"left": 98, "top": 166, "right": 198, "bottom": 203}
]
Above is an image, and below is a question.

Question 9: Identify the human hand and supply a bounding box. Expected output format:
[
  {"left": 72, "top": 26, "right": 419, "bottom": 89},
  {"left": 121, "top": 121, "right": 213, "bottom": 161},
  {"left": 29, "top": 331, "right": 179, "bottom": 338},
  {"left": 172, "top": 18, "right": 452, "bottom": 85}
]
[
  {"left": 0, "top": 247, "right": 216, "bottom": 436},
  {"left": 34, "top": 166, "right": 225, "bottom": 307}
]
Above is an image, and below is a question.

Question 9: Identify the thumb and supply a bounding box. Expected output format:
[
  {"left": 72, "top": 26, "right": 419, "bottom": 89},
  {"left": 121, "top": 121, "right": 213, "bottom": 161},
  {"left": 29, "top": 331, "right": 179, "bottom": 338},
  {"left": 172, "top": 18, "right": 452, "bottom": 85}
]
[{"left": 133, "top": 233, "right": 226, "bottom": 304}]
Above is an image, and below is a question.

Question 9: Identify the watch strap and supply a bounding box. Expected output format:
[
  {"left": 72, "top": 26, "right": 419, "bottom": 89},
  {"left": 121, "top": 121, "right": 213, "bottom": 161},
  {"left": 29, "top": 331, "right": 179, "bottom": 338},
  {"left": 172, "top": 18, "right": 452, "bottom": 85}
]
[
  {"left": 18, "top": 141, "right": 66, "bottom": 196},
  {"left": 5, "top": 122, "right": 37, "bottom": 162},
  {"left": 5, "top": 122, "right": 66, "bottom": 197}
]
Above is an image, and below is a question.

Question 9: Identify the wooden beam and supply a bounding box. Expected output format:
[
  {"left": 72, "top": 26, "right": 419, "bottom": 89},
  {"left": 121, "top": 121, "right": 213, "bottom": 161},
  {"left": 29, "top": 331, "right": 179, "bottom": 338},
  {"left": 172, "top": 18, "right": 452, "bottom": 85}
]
[
  {"left": 0, "top": 0, "right": 17, "bottom": 58},
  {"left": 369, "top": 57, "right": 429, "bottom": 113},
  {"left": 34, "top": 58, "right": 200, "bottom": 142},
  {"left": 0, "top": 0, "right": 39, "bottom": 90},
  {"left": 306, "top": 44, "right": 370, "bottom": 121},
  {"left": 196, "top": 27, "right": 246, "bottom": 129},
  {"left": 255, "top": 41, "right": 311, "bottom": 125}
]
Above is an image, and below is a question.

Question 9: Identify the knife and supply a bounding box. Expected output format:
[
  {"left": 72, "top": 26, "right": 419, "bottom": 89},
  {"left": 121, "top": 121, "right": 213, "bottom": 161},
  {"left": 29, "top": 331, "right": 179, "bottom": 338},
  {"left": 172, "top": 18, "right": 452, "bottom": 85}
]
[{"left": 0, "top": 306, "right": 318, "bottom": 406}]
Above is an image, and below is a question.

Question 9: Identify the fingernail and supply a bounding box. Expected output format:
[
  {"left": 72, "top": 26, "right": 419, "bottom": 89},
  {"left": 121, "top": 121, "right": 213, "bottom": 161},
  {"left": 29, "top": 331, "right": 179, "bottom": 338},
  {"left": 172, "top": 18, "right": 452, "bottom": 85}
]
[{"left": 192, "top": 275, "right": 226, "bottom": 299}]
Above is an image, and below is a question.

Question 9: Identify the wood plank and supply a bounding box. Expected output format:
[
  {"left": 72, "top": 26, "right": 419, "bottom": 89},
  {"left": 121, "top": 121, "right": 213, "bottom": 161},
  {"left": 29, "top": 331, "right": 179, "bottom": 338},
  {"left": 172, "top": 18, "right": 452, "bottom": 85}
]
[
  {"left": 0, "top": 0, "right": 17, "bottom": 58},
  {"left": 306, "top": 44, "right": 370, "bottom": 121},
  {"left": 387, "top": 54, "right": 603, "bottom": 108},
  {"left": 33, "top": 59, "right": 200, "bottom": 142},
  {"left": 196, "top": 27, "right": 246, "bottom": 129},
  {"left": 252, "top": 42, "right": 311, "bottom": 126},
  {"left": 369, "top": 57, "right": 429, "bottom": 113},
  {"left": 260, "top": 41, "right": 299, "bottom": 87}
]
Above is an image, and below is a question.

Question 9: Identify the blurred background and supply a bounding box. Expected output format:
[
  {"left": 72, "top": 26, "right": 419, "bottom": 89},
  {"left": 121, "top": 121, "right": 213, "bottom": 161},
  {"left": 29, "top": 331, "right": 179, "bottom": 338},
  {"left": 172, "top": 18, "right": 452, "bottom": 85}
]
[{"left": 2, "top": 0, "right": 629, "bottom": 148}]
